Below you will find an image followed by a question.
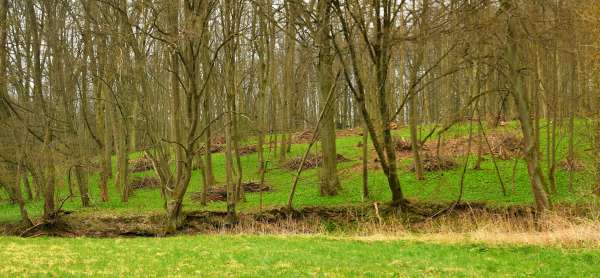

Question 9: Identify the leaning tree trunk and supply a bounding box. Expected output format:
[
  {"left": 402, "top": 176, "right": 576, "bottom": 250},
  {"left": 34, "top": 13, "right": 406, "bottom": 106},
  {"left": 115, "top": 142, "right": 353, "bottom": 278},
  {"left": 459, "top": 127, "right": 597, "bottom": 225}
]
[{"left": 505, "top": 4, "right": 550, "bottom": 211}]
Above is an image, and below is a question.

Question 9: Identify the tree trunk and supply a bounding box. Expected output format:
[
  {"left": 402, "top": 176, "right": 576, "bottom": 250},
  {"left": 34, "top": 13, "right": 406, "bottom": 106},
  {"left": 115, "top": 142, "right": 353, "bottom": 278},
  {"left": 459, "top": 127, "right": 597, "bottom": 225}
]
[
  {"left": 317, "top": 0, "right": 341, "bottom": 196},
  {"left": 505, "top": 3, "right": 550, "bottom": 211}
]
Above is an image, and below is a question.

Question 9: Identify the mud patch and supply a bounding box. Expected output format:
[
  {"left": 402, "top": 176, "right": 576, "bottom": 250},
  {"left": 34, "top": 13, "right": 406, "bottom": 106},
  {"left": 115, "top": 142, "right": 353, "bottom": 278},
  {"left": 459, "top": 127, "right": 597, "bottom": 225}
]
[
  {"left": 189, "top": 182, "right": 272, "bottom": 203},
  {"left": 282, "top": 153, "right": 351, "bottom": 170}
]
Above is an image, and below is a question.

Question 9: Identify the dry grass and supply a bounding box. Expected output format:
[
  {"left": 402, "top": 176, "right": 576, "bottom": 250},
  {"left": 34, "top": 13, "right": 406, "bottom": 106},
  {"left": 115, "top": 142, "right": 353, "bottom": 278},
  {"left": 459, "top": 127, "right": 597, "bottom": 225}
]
[
  {"left": 181, "top": 204, "right": 600, "bottom": 248},
  {"left": 406, "top": 210, "right": 600, "bottom": 248},
  {"left": 8, "top": 202, "right": 600, "bottom": 248}
]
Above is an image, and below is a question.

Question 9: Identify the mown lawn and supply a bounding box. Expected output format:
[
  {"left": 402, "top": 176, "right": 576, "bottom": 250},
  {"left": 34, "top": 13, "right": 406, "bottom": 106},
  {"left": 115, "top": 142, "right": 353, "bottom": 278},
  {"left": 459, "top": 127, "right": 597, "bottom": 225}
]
[
  {"left": 0, "top": 235, "right": 598, "bottom": 277},
  {"left": 0, "top": 120, "right": 596, "bottom": 223}
]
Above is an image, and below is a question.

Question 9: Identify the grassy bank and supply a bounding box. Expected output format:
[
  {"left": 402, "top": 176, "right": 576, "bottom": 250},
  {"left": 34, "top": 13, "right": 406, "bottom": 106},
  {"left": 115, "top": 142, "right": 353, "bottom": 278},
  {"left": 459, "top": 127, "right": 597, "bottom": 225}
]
[{"left": 1, "top": 121, "right": 596, "bottom": 223}]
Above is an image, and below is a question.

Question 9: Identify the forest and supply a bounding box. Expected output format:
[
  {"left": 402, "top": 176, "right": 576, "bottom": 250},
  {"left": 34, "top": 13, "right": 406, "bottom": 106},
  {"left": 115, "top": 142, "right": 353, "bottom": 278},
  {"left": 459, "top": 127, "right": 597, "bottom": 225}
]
[{"left": 1, "top": 0, "right": 600, "bottom": 276}]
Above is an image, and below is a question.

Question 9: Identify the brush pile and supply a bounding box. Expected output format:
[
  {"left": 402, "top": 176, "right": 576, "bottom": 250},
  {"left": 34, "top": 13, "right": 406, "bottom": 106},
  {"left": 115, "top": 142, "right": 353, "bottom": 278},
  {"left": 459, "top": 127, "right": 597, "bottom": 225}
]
[
  {"left": 433, "top": 133, "right": 523, "bottom": 160},
  {"left": 559, "top": 159, "right": 586, "bottom": 171},
  {"left": 238, "top": 145, "right": 257, "bottom": 156},
  {"left": 410, "top": 153, "right": 457, "bottom": 172},
  {"left": 129, "top": 176, "right": 161, "bottom": 190},
  {"left": 293, "top": 130, "right": 315, "bottom": 143},
  {"left": 282, "top": 153, "right": 351, "bottom": 170},
  {"left": 190, "top": 182, "right": 272, "bottom": 203},
  {"left": 394, "top": 137, "right": 413, "bottom": 152},
  {"left": 198, "top": 145, "right": 224, "bottom": 154},
  {"left": 489, "top": 134, "right": 523, "bottom": 159},
  {"left": 129, "top": 156, "right": 154, "bottom": 173}
]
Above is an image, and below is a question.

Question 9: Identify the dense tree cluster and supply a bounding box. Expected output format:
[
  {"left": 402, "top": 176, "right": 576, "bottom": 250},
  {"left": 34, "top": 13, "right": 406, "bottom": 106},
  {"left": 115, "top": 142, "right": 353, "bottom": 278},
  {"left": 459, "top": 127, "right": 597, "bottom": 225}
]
[{"left": 0, "top": 0, "right": 599, "bottom": 231}]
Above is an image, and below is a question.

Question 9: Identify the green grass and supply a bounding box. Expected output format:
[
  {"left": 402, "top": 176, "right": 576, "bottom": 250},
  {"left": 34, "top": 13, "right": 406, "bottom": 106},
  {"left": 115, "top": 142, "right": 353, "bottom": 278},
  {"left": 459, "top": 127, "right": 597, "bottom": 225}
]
[
  {"left": 0, "top": 235, "right": 598, "bottom": 277},
  {"left": 0, "top": 120, "right": 597, "bottom": 223}
]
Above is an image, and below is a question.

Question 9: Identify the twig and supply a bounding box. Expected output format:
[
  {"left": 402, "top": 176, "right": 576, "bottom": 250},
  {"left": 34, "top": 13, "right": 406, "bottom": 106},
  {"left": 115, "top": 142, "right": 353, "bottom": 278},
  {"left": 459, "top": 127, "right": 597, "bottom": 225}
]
[
  {"left": 477, "top": 117, "right": 507, "bottom": 196},
  {"left": 287, "top": 72, "right": 340, "bottom": 210},
  {"left": 373, "top": 202, "right": 382, "bottom": 225}
]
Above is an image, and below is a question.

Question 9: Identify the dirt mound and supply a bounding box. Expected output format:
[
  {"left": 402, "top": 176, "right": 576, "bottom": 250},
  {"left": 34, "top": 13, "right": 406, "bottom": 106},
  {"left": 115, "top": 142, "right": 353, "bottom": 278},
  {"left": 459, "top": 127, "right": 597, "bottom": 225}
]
[
  {"left": 190, "top": 182, "right": 272, "bottom": 203},
  {"left": 129, "top": 176, "right": 161, "bottom": 190},
  {"left": 410, "top": 153, "right": 457, "bottom": 172},
  {"left": 282, "top": 153, "right": 351, "bottom": 170},
  {"left": 559, "top": 159, "right": 586, "bottom": 171},
  {"left": 129, "top": 156, "right": 154, "bottom": 173}
]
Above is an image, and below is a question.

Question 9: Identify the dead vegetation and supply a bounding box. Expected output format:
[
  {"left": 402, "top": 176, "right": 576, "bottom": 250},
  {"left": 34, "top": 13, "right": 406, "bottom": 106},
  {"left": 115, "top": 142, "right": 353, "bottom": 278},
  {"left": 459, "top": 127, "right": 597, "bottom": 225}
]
[
  {"left": 238, "top": 145, "right": 257, "bottom": 156},
  {"left": 189, "top": 182, "right": 272, "bottom": 203},
  {"left": 129, "top": 156, "right": 154, "bottom": 173},
  {"left": 198, "top": 144, "right": 224, "bottom": 154},
  {"left": 559, "top": 159, "right": 586, "bottom": 171},
  {"left": 6, "top": 202, "right": 600, "bottom": 248},
  {"left": 423, "top": 132, "right": 523, "bottom": 160},
  {"left": 293, "top": 129, "right": 361, "bottom": 144},
  {"left": 410, "top": 153, "right": 457, "bottom": 172},
  {"left": 129, "top": 176, "right": 161, "bottom": 190},
  {"left": 593, "top": 185, "right": 600, "bottom": 197},
  {"left": 282, "top": 153, "right": 351, "bottom": 170},
  {"left": 336, "top": 129, "right": 361, "bottom": 137},
  {"left": 394, "top": 137, "right": 413, "bottom": 152},
  {"left": 292, "top": 130, "right": 315, "bottom": 143}
]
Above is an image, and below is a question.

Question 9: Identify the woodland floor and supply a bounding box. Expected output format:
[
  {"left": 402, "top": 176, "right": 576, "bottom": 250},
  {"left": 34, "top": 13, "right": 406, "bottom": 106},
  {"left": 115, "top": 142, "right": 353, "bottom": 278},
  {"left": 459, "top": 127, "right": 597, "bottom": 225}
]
[{"left": 1, "top": 120, "right": 599, "bottom": 276}]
